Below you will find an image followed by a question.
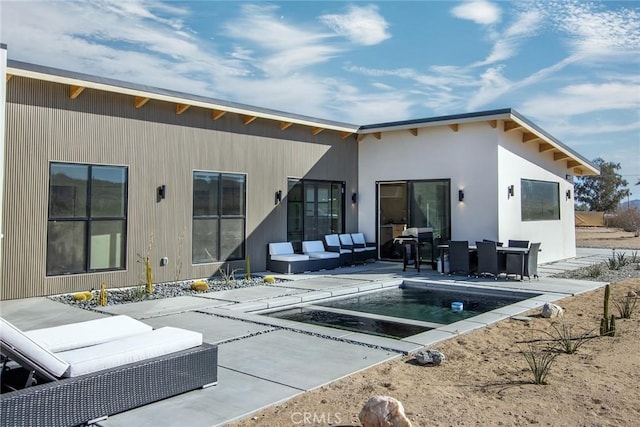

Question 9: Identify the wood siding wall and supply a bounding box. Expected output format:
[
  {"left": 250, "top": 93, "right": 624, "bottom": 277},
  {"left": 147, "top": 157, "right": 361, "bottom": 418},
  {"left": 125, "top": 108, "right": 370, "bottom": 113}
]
[{"left": 2, "top": 76, "right": 358, "bottom": 299}]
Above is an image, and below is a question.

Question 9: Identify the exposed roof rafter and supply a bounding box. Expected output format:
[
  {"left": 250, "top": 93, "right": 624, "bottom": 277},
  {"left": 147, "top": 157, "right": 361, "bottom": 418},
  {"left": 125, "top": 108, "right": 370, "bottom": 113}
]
[
  {"left": 6, "top": 74, "right": 12, "bottom": 82},
  {"left": 311, "top": 127, "right": 324, "bottom": 136},
  {"left": 503, "top": 121, "right": 522, "bottom": 132},
  {"left": 134, "top": 96, "right": 150, "bottom": 109},
  {"left": 176, "top": 103, "right": 190, "bottom": 115},
  {"left": 211, "top": 109, "right": 226, "bottom": 120},
  {"left": 522, "top": 132, "right": 541, "bottom": 143},
  {"left": 538, "top": 142, "right": 554, "bottom": 152},
  {"left": 409, "top": 128, "right": 418, "bottom": 136},
  {"left": 340, "top": 132, "right": 353, "bottom": 140},
  {"left": 69, "top": 85, "right": 85, "bottom": 99},
  {"left": 567, "top": 160, "right": 581, "bottom": 168},
  {"left": 357, "top": 134, "right": 366, "bottom": 142},
  {"left": 373, "top": 132, "right": 381, "bottom": 140},
  {"left": 280, "top": 121, "right": 293, "bottom": 130},
  {"left": 448, "top": 123, "right": 459, "bottom": 132},
  {"left": 242, "top": 115, "right": 257, "bottom": 125},
  {"left": 488, "top": 120, "right": 497, "bottom": 128},
  {"left": 554, "top": 152, "right": 570, "bottom": 161}
]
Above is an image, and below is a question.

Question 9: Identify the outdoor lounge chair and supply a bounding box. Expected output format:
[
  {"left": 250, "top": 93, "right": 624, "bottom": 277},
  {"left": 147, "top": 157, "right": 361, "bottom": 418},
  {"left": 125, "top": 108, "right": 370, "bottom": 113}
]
[
  {"left": 339, "top": 233, "right": 369, "bottom": 264},
  {"left": 350, "top": 233, "right": 376, "bottom": 262},
  {"left": 302, "top": 240, "right": 341, "bottom": 270},
  {"left": 324, "top": 234, "right": 353, "bottom": 266},
  {"left": 267, "top": 242, "right": 311, "bottom": 274},
  {"left": 0, "top": 317, "right": 218, "bottom": 427}
]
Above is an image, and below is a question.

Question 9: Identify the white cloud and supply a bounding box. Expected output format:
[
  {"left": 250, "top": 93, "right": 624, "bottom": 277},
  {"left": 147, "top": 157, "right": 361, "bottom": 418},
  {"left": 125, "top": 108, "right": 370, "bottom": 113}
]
[
  {"left": 319, "top": 4, "right": 390, "bottom": 46},
  {"left": 521, "top": 82, "right": 640, "bottom": 119},
  {"left": 451, "top": 0, "right": 501, "bottom": 25}
]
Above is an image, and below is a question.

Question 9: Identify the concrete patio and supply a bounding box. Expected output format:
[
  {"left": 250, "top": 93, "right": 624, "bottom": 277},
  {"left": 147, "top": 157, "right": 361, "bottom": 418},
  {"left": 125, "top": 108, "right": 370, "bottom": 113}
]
[{"left": 0, "top": 248, "right": 613, "bottom": 426}]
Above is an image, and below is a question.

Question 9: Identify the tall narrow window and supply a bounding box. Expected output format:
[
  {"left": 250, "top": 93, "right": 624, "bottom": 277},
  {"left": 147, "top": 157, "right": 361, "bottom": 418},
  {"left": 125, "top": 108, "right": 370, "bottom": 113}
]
[
  {"left": 287, "top": 179, "right": 344, "bottom": 252},
  {"left": 47, "top": 163, "right": 127, "bottom": 276},
  {"left": 193, "top": 171, "right": 246, "bottom": 264}
]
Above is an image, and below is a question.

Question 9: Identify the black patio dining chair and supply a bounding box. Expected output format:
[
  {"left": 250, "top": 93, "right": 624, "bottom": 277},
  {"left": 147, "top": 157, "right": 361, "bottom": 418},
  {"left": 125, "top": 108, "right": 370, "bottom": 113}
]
[
  {"left": 508, "top": 239, "right": 530, "bottom": 248},
  {"left": 524, "top": 242, "right": 541, "bottom": 280},
  {"left": 447, "top": 240, "right": 470, "bottom": 276},
  {"left": 476, "top": 240, "right": 500, "bottom": 279}
]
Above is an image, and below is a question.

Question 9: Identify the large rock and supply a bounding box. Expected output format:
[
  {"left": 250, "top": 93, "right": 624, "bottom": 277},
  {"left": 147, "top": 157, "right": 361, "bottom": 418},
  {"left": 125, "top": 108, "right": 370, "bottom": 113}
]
[
  {"left": 359, "top": 396, "right": 412, "bottom": 427},
  {"left": 541, "top": 302, "right": 564, "bottom": 318},
  {"left": 414, "top": 349, "right": 445, "bottom": 366}
]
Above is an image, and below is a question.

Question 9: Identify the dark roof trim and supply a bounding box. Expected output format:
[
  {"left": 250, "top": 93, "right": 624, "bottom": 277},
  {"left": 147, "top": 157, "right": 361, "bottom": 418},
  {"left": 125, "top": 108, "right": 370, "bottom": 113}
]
[{"left": 359, "top": 108, "right": 514, "bottom": 130}]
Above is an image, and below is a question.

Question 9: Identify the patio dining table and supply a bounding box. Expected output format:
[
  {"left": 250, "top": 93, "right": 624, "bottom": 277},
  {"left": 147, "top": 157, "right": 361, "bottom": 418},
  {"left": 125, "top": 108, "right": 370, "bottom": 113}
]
[{"left": 437, "top": 244, "right": 530, "bottom": 278}]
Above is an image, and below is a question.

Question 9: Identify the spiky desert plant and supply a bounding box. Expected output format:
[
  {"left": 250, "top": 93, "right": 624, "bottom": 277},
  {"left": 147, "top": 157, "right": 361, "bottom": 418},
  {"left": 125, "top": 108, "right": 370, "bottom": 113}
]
[
  {"left": 522, "top": 343, "right": 557, "bottom": 385},
  {"left": 218, "top": 265, "right": 237, "bottom": 287},
  {"left": 545, "top": 320, "right": 596, "bottom": 354},
  {"left": 613, "top": 294, "right": 638, "bottom": 319}
]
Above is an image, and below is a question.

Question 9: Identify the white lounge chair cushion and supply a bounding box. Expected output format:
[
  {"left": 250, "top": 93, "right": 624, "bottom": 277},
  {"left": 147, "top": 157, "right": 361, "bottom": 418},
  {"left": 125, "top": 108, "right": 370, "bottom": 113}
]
[
  {"left": 57, "top": 327, "right": 203, "bottom": 377},
  {"left": 271, "top": 254, "right": 309, "bottom": 262},
  {"left": 302, "top": 240, "right": 325, "bottom": 254},
  {"left": 0, "top": 318, "right": 70, "bottom": 377},
  {"left": 324, "top": 234, "right": 341, "bottom": 247},
  {"left": 269, "top": 242, "right": 295, "bottom": 256},
  {"left": 339, "top": 234, "right": 354, "bottom": 246},
  {"left": 25, "top": 315, "right": 153, "bottom": 352}
]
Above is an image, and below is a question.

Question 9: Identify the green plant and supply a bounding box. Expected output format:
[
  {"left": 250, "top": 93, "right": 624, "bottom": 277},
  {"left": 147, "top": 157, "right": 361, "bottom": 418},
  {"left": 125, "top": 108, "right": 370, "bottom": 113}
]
[
  {"left": 521, "top": 343, "right": 557, "bottom": 385},
  {"left": 545, "top": 320, "right": 596, "bottom": 354},
  {"left": 630, "top": 250, "right": 639, "bottom": 263},
  {"left": 586, "top": 263, "right": 603, "bottom": 278},
  {"left": 613, "top": 294, "right": 638, "bottom": 319},
  {"left": 99, "top": 282, "right": 107, "bottom": 306},
  {"left": 599, "top": 284, "right": 616, "bottom": 336},
  {"left": 245, "top": 256, "right": 251, "bottom": 280},
  {"left": 616, "top": 251, "right": 629, "bottom": 267},
  {"left": 606, "top": 250, "right": 620, "bottom": 270},
  {"left": 218, "top": 265, "right": 237, "bottom": 287}
]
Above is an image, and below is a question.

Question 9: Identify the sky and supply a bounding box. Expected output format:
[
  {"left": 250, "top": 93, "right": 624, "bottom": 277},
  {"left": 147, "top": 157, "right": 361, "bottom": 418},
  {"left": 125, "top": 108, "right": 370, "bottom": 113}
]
[{"left": 1, "top": 0, "right": 639, "bottom": 198}]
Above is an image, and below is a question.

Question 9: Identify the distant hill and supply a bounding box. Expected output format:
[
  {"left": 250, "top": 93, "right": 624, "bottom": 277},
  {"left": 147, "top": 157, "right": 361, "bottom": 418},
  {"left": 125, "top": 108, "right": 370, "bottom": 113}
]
[{"left": 619, "top": 199, "right": 640, "bottom": 209}]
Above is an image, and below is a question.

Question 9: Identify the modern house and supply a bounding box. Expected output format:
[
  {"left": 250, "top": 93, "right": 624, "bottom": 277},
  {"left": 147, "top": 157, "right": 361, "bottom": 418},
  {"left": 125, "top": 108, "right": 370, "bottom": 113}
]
[{"left": 0, "top": 45, "right": 598, "bottom": 299}]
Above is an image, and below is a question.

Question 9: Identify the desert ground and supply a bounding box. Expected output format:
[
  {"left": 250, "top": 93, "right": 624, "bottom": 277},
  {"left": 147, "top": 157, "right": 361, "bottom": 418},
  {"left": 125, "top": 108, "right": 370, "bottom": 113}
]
[{"left": 230, "top": 228, "right": 640, "bottom": 427}]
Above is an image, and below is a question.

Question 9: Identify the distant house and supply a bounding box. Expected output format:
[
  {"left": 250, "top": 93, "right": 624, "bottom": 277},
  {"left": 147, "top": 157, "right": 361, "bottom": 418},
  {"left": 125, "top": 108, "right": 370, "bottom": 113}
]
[{"left": 0, "top": 45, "right": 599, "bottom": 299}]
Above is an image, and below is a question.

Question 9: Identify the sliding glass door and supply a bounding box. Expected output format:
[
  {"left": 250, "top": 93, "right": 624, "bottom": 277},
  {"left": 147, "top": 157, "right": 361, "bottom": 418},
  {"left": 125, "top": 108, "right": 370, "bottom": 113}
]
[
  {"left": 287, "top": 179, "right": 344, "bottom": 251},
  {"left": 378, "top": 180, "right": 451, "bottom": 262}
]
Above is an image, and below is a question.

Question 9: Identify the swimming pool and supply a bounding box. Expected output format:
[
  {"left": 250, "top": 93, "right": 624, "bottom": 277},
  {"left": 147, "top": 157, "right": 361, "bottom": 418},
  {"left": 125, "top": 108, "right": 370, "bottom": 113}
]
[{"left": 266, "top": 282, "right": 540, "bottom": 339}]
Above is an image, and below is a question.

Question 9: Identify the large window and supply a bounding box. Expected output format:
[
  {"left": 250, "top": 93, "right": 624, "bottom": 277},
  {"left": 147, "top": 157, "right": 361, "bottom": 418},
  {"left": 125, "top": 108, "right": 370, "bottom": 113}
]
[
  {"left": 287, "top": 179, "right": 344, "bottom": 252},
  {"left": 193, "top": 171, "right": 246, "bottom": 263},
  {"left": 521, "top": 179, "right": 560, "bottom": 221},
  {"left": 47, "top": 163, "right": 127, "bottom": 276}
]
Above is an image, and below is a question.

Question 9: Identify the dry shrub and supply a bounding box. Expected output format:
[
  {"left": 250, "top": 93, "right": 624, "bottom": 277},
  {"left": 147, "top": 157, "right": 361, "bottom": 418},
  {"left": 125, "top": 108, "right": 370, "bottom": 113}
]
[{"left": 609, "top": 207, "right": 640, "bottom": 235}]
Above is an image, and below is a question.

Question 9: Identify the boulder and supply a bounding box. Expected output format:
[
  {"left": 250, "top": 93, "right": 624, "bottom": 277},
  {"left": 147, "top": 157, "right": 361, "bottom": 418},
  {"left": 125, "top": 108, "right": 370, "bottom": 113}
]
[
  {"left": 414, "top": 349, "right": 445, "bottom": 366},
  {"left": 541, "top": 302, "right": 564, "bottom": 318},
  {"left": 359, "top": 396, "right": 412, "bottom": 427}
]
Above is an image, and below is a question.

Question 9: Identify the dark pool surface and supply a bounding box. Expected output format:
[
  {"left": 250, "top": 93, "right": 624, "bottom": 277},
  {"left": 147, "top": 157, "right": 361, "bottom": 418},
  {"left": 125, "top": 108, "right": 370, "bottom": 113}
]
[
  {"left": 315, "top": 285, "right": 535, "bottom": 325},
  {"left": 269, "top": 308, "right": 431, "bottom": 339},
  {"left": 267, "top": 285, "right": 539, "bottom": 339}
]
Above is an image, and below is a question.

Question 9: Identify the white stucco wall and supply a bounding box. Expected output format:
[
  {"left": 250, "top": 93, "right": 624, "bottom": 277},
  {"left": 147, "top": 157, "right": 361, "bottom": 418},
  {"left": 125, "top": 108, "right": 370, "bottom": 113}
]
[
  {"left": 497, "top": 131, "right": 576, "bottom": 263},
  {"left": 358, "top": 122, "right": 500, "bottom": 244},
  {"left": 358, "top": 118, "right": 577, "bottom": 264}
]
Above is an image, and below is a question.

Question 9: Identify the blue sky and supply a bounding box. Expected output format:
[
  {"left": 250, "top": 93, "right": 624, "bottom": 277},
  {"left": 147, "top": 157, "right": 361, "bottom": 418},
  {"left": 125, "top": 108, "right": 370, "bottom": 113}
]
[{"left": 2, "top": 0, "right": 639, "bottom": 197}]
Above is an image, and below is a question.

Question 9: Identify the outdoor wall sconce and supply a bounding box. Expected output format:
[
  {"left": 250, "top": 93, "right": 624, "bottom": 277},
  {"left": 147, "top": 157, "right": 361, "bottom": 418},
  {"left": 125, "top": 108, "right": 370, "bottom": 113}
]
[
  {"left": 275, "top": 190, "right": 282, "bottom": 205},
  {"left": 566, "top": 189, "right": 572, "bottom": 200},
  {"left": 507, "top": 185, "right": 515, "bottom": 198},
  {"left": 157, "top": 185, "right": 166, "bottom": 202},
  {"left": 351, "top": 193, "right": 357, "bottom": 203},
  {"left": 458, "top": 189, "right": 464, "bottom": 202}
]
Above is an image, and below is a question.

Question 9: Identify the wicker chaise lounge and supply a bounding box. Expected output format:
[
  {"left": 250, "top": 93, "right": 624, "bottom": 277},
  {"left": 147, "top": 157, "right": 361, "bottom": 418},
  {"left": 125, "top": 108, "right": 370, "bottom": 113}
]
[{"left": 0, "top": 317, "right": 218, "bottom": 427}]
